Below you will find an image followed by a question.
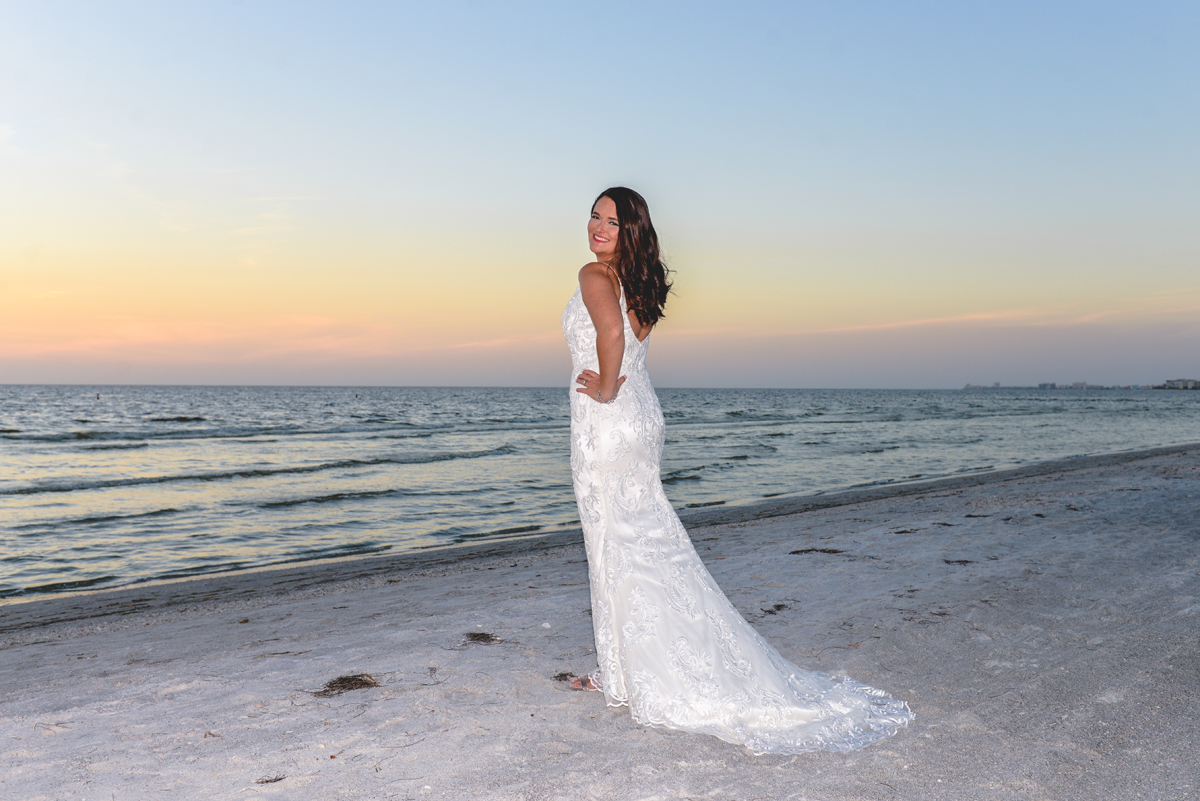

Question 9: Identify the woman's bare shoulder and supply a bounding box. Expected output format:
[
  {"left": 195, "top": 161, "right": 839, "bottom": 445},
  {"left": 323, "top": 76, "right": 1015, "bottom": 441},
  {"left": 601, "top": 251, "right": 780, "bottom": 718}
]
[
  {"left": 578, "top": 261, "right": 615, "bottom": 281},
  {"left": 577, "top": 262, "right": 622, "bottom": 317},
  {"left": 578, "top": 262, "right": 620, "bottom": 295}
]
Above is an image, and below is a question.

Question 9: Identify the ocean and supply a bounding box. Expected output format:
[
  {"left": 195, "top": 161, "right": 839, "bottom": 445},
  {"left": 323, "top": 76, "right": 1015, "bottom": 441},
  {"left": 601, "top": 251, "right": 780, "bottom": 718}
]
[{"left": 2, "top": 385, "right": 1197, "bottom": 600}]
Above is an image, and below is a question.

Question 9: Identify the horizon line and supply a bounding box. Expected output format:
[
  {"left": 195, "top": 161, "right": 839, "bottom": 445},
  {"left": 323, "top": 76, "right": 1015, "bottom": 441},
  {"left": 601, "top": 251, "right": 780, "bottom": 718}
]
[{"left": 0, "top": 382, "right": 1178, "bottom": 391}]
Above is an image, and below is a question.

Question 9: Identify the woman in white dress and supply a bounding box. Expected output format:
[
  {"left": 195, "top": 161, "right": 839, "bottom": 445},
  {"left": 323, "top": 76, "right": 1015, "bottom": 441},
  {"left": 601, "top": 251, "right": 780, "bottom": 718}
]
[{"left": 561, "top": 187, "right": 914, "bottom": 755}]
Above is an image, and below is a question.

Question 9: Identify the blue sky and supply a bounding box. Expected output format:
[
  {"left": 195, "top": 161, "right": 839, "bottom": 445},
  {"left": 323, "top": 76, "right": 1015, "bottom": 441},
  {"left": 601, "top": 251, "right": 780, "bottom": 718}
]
[{"left": 2, "top": 1, "right": 1197, "bottom": 386}]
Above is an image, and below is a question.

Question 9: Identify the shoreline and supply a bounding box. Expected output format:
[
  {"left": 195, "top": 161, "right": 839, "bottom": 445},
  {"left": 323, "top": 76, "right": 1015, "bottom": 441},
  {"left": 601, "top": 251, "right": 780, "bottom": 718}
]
[{"left": 4, "top": 440, "right": 1196, "bottom": 636}]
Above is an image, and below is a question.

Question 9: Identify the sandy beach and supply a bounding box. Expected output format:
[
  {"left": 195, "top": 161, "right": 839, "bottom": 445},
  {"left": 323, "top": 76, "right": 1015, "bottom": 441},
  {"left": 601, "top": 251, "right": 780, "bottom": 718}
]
[{"left": 2, "top": 444, "right": 1198, "bottom": 800}]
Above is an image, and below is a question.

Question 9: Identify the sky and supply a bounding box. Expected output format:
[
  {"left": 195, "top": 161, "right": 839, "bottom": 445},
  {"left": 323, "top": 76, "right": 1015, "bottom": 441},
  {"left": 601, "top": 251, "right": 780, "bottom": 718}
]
[{"left": 1, "top": 1, "right": 1197, "bottom": 388}]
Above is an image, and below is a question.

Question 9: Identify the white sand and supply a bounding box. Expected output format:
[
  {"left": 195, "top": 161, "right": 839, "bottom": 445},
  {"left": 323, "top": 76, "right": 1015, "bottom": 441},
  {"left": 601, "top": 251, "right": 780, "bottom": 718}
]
[{"left": 2, "top": 445, "right": 1198, "bottom": 801}]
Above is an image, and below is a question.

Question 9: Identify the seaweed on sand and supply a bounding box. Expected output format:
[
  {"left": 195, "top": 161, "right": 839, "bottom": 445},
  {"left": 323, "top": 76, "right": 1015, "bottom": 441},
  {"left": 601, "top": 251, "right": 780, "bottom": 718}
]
[{"left": 314, "top": 673, "right": 379, "bottom": 697}]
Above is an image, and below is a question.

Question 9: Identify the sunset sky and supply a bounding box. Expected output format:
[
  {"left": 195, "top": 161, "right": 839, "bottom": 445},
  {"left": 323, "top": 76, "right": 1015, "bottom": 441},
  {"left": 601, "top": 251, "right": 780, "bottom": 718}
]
[{"left": 2, "top": 1, "right": 1197, "bottom": 388}]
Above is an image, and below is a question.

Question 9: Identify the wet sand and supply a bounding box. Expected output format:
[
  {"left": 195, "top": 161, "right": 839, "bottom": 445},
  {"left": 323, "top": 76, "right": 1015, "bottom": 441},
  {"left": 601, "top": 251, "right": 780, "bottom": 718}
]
[{"left": 2, "top": 444, "right": 1198, "bottom": 800}]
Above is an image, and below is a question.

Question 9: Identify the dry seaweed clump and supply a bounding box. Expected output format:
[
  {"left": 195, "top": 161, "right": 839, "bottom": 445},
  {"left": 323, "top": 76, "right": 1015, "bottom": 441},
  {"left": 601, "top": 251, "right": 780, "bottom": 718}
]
[
  {"left": 315, "top": 673, "right": 379, "bottom": 697},
  {"left": 255, "top": 775, "right": 285, "bottom": 784},
  {"left": 464, "top": 631, "right": 498, "bottom": 644}
]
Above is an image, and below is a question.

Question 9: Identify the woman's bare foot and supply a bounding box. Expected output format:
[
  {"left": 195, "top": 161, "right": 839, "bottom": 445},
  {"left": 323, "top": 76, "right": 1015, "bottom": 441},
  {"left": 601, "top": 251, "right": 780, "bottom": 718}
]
[{"left": 570, "top": 675, "right": 601, "bottom": 691}]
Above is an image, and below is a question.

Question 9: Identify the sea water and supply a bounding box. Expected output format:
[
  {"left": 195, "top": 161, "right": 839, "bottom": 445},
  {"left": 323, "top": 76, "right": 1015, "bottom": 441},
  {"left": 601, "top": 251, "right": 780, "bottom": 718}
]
[{"left": 2, "top": 385, "right": 1197, "bottom": 599}]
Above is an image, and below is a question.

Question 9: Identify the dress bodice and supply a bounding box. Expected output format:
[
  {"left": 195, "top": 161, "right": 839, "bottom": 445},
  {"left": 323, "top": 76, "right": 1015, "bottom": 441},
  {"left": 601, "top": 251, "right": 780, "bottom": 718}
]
[{"left": 561, "top": 287, "right": 649, "bottom": 377}]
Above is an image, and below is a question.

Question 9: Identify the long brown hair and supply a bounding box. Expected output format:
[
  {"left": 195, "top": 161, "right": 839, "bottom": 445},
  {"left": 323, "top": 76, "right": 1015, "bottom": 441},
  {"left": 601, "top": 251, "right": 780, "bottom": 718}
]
[{"left": 594, "top": 187, "right": 672, "bottom": 327}]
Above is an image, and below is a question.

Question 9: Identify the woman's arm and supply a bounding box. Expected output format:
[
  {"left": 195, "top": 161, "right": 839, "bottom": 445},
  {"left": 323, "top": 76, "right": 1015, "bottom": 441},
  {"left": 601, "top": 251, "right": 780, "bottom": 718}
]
[{"left": 577, "top": 262, "right": 626, "bottom": 402}]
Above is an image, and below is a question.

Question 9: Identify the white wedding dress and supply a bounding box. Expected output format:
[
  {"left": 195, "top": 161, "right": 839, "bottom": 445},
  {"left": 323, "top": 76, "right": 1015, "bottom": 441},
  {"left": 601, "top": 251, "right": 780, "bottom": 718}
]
[{"left": 562, "top": 286, "right": 913, "bottom": 754}]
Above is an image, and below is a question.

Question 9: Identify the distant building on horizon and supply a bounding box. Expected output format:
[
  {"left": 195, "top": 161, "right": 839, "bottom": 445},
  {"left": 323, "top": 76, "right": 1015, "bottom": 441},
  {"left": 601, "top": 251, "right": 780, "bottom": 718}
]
[{"left": 966, "top": 381, "right": 1158, "bottom": 391}]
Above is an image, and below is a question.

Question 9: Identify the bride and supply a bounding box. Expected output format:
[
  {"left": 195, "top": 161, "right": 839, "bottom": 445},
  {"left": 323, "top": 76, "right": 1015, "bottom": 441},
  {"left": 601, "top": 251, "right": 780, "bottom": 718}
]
[{"left": 561, "top": 187, "right": 914, "bottom": 755}]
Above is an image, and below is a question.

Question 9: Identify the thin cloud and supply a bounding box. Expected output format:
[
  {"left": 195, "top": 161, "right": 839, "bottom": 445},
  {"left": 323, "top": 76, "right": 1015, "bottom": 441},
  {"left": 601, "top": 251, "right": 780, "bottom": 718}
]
[
  {"left": 664, "top": 293, "right": 1200, "bottom": 341},
  {"left": 810, "top": 309, "right": 1035, "bottom": 335},
  {"left": 436, "top": 332, "right": 561, "bottom": 351}
]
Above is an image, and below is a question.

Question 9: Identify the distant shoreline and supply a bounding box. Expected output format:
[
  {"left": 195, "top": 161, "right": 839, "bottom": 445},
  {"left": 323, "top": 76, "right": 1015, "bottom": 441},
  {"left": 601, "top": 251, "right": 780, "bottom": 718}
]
[{"left": 963, "top": 384, "right": 1196, "bottom": 390}]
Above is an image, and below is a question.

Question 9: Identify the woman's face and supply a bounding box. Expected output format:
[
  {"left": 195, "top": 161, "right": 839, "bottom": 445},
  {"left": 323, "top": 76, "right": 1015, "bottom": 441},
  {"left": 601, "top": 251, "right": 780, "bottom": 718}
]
[{"left": 588, "top": 196, "right": 620, "bottom": 262}]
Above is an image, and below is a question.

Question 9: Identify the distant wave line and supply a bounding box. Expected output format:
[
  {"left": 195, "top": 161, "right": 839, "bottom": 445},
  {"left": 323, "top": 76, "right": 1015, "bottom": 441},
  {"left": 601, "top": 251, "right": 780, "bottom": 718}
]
[
  {"left": 0, "top": 446, "right": 516, "bottom": 497},
  {"left": 260, "top": 488, "right": 407, "bottom": 508},
  {"left": 4, "top": 419, "right": 565, "bottom": 444},
  {"left": 13, "top": 507, "right": 184, "bottom": 531},
  {"left": 2, "top": 422, "right": 437, "bottom": 443}
]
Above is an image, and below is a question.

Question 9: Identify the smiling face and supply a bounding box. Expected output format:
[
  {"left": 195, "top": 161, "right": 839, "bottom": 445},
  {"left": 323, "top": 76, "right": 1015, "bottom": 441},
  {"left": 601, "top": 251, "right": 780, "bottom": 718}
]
[{"left": 588, "top": 195, "right": 620, "bottom": 263}]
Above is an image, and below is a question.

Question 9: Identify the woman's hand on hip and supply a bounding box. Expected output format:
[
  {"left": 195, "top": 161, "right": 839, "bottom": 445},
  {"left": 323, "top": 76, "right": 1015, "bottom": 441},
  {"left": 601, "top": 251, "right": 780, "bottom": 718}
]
[{"left": 576, "top": 370, "right": 626, "bottom": 403}]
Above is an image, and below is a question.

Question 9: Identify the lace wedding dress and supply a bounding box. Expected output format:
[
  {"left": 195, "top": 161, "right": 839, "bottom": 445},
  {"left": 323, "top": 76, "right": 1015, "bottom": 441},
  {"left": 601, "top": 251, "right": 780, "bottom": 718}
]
[{"left": 562, "top": 286, "right": 914, "bottom": 754}]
